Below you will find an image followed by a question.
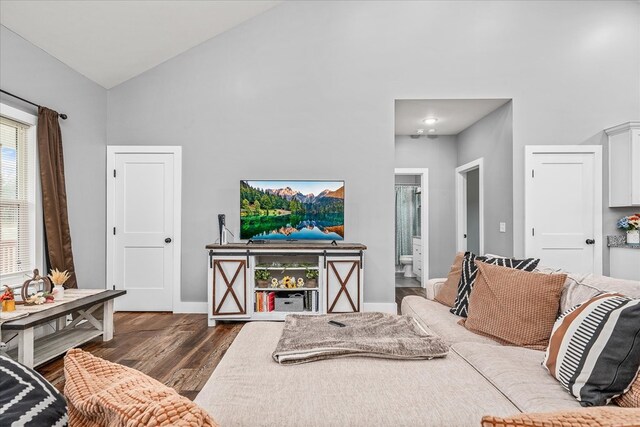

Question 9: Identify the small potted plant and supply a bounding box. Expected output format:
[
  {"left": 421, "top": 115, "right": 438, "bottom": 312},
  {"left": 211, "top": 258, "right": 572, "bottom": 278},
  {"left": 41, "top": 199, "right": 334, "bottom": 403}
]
[
  {"left": 617, "top": 214, "right": 640, "bottom": 245},
  {"left": 255, "top": 269, "right": 271, "bottom": 288},
  {"left": 1, "top": 286, "right": 15, "bottom": 312},
  {"left": 305, "top": 268, "right": 319, "bottom": 288},
  {"left": 48, "top": 269, "right": 71, "bottom": 300}
]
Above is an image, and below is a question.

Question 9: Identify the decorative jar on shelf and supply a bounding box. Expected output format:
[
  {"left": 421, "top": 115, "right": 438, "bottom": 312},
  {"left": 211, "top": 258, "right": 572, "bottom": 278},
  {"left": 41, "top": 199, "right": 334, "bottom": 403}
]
[
  {"left": 628, "top": 230, "right": 640, "bottom": 245},
  {"left": 306, "top": 279, "right": 317, "bottom": 288},
  {"left": 47, "top": 268, "right": 71, "bottom": 301},
  {"left": 53, "top": 284, "right": 65, "bottom": 300}
]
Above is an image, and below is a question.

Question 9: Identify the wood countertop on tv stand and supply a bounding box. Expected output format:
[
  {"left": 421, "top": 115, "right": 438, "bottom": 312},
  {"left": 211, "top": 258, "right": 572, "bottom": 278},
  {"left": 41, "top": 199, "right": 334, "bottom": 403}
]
[{"left": 206, "top": 242, "right": 366, "bottom": 250}]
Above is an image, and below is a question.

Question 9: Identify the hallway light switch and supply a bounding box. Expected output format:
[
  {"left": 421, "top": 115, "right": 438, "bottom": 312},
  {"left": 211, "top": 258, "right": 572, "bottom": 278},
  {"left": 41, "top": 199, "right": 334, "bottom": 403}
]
[{"left": 499, "top": 222, "right": 506, "bottom": 233}]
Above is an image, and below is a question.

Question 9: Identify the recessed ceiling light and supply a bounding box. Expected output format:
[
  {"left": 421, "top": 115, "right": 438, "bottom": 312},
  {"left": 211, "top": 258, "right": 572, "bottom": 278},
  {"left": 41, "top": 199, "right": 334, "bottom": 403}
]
[
  {"left": 423, "top": 117, "right": 438, "bottom": 125},
  {"left": 428, "top": 128, "right": 437, "bottom": 133},
  {"left": 416, "top": 129, "right": 424, "bottom": 134}
]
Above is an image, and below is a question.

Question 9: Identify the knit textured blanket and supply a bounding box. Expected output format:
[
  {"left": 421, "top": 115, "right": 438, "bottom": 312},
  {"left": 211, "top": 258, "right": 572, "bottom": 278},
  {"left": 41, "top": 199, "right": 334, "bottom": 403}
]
[{"left": 272, "top": 312, "right": 449, "bottom": 365}]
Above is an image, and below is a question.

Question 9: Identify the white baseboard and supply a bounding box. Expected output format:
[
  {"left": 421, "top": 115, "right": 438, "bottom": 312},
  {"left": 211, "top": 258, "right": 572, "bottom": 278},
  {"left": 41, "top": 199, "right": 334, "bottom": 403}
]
[
  {"left": 173, "top": 301, "right": 207, "bottom": 314},
  {"left": 363, "top": 302, "right": 398, "bottom": 314}
]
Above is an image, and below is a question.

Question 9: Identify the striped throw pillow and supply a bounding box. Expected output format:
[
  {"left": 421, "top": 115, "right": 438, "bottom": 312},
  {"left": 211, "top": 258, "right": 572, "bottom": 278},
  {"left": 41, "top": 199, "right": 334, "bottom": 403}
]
[
  {"left": 543, "top": 293, "right": 640, "bottom": 406},
  {"left": 450, "top": 252, "right": 539, "bottom": 317}
]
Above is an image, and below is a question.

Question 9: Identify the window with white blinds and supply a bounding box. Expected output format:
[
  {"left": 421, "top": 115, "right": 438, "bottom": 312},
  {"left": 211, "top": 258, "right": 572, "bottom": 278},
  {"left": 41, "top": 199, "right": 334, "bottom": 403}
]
[{"left": 0, "top": 115, "right": 34, "bottom": 280}]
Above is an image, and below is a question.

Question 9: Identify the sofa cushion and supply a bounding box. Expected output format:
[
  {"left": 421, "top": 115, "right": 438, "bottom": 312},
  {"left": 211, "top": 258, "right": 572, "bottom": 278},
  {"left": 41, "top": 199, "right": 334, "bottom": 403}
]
[
  {"left": 64, "top": 348, "right": 217, "bottom": 427},
  {"left": 401, "top": 295, "right": 498, "bottom": 346},
  {"left": 195, "top": 322, "right": 519, "bottom": 427},
  {"left": 0, "top": 354, "right": 68, "bottom": 426},
  {"left": 534, "top": 271, "right": 640, "bottom": 313},
  {"left": 434, "top": 252, "right": 464, "bottom": 307},
  {"left": 453, "top": 342, "right": 581, "bottom": 413},
  {"left": 481, "top": 407, "right": 640, "bottom": 427},
  {"left": 462, "top": 262, "right": 565, "bottom": 350},
  {"left": 451, "top": 252, "right": 540, "bottom": 317},
  {"left": 544, "top": 294, "right": 640, "bottom": 406}
]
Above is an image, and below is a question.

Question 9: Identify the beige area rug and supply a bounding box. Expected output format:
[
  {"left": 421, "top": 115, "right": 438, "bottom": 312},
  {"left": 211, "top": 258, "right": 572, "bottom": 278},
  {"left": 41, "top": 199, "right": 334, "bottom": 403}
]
[{"left": 272, "top": 312, "right": 449, "bottom": 364}]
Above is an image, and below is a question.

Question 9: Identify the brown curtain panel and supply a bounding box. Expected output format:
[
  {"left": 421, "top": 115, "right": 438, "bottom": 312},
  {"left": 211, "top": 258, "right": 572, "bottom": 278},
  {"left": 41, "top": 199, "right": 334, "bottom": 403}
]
[{"left": 38, "top": 107, "right": 77, "bottom": 289}]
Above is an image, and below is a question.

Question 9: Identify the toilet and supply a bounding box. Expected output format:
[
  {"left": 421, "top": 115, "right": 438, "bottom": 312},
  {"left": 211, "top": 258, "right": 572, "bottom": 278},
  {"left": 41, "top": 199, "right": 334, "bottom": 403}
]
[{"left": 399, "top": 255, "right": 415, "bottom": 278}]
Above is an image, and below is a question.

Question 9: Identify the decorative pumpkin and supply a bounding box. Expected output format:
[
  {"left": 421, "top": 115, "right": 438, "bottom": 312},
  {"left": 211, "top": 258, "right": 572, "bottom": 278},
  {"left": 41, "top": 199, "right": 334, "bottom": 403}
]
[{"left": 21, "top": 269, "right": 52, "bottom": 303}]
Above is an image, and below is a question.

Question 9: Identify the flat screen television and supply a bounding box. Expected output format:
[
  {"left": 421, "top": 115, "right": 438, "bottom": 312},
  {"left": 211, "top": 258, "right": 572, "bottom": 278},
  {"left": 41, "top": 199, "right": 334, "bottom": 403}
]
[{"left": 240, "top": 180, "right": 344, "bottom": 241}]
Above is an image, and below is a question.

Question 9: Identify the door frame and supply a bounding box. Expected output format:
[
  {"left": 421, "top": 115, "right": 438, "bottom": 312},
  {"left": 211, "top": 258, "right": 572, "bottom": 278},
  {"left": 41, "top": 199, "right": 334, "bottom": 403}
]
[
  {"left": 394, "top": 168, "right": 429, "bottom": 286},
  {"left": 524, "top": 145, "right": 603, "bottom": 274},
  {"left": 455, "top": 158, "right": 484, "bottom": 254},
  {"left": 106, "top": 146, "right": 182, "bottom": 312}
]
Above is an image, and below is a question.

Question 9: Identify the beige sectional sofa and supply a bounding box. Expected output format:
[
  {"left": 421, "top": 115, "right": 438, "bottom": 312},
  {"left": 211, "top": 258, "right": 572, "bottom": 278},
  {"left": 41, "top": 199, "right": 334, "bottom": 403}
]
[{"left": 195, "top": 271, "right": 640, "bottom": 426}]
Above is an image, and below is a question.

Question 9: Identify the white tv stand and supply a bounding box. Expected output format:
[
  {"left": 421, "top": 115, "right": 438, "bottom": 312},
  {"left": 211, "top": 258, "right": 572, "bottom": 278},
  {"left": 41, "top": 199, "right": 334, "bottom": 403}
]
[{"left": 206, "top": 242, "right": 366, "bottom": 327}]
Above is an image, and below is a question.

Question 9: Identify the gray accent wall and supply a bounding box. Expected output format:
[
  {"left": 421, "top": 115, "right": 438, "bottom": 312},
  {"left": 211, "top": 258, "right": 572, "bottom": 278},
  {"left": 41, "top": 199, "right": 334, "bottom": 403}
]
[
  {"left": 0, "top": 26, "right": 107, "bottom": 289},
  {"left": 457, "top": 101, "right": 514, "bottom": 257},
  {"left": 395, "top": 136, "right": 457, "bottom": 278},
  {"left": 106, "top": 1, "right": 638, "bottom": 303}
]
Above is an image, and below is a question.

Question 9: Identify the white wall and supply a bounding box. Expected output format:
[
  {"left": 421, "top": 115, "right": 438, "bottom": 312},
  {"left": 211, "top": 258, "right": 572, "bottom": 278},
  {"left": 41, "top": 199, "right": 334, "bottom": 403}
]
[
  {"left": 395, "top": 135, "right": 458, "bottom": 278},
  {"left": 457, "top": 101, "right": 514, "bottom": 257},
  {"left": 106, "top": 1, "right": 639, "bottom": 304},
  {"left": 0, "top": 26, "right": 108, "bottom": 289}
]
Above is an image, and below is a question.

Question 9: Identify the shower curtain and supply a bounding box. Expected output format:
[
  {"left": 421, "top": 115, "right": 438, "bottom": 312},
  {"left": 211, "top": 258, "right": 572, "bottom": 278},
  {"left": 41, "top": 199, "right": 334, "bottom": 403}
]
[{"left": 395, "top": 185, "right": 419, "bottom": 265}]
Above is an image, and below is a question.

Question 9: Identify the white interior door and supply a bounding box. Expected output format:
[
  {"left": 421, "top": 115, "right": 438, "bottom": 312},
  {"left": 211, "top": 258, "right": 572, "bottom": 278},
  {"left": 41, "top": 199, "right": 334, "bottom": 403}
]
[
  {"left": 108, "top": 148, "right": 181, "bottom": 311},
  {"left": 525, "top": 146, "right": 602, "bottom": 274}
]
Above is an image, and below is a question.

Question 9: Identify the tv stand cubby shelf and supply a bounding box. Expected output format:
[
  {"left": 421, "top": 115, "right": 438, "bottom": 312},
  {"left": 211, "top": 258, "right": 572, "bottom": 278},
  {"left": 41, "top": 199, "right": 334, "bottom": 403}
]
[{"left": 205, "top": 242, "right": 366, "bottom": 327}]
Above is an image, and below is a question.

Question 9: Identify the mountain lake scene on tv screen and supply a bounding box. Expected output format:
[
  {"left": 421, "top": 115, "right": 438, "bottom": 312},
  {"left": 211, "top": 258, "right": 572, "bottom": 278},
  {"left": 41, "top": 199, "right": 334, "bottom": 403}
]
[{"left": 240, "top": 180, "right": 344, "bottom": 240}]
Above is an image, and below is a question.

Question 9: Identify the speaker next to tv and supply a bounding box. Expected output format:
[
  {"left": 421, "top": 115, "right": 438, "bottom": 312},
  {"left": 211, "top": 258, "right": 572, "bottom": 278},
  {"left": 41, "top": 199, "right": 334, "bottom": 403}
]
[{"left": 218, "top": 214, "right": 226, "bottom": 245}]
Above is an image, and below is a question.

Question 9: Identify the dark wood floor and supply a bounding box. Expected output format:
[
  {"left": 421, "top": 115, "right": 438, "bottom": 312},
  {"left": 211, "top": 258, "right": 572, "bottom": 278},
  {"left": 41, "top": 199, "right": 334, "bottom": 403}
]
[
  {"left": 395, "top": 286, "right": 425, "bottom": 312},
  {"left": 37, "top": 287, "right": 424, "bottom": 399},
  {"left": 37, "top": 313, "right": 243, "bottom": 400}
]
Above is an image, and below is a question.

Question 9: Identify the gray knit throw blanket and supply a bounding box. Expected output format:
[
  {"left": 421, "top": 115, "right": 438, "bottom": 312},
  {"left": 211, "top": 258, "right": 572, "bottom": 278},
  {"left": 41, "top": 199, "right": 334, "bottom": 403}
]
[{"left": 272, "top": 312, "right": 449, "bottom": 365}]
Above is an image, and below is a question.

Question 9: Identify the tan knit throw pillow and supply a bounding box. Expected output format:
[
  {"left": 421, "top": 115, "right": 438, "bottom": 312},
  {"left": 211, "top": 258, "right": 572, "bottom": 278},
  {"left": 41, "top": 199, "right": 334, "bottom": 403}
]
[
  {"left": 434, "top": 252, "right": 464, "bottom": 307},
  {"left": 616, "top": 374, "right": 640, "bottom": 408},
  {"left": 64, "top": 349, "right": 218, "bottom": 427},
  {"left": 482, "top": 407, "right": 640, "bottom": 427},
  {"left": 462, "top": 261, "right": 566, "bottom": 350}
]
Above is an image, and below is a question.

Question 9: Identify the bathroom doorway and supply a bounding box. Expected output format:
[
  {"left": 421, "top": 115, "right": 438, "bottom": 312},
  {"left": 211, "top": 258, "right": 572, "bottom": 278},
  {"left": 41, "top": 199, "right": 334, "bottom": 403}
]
[
  {"left": 394, "top": 168, "right": 428, "bottom": 288},
  {"left": 455, "top": 158, "right": 484, "bottom": 254}
]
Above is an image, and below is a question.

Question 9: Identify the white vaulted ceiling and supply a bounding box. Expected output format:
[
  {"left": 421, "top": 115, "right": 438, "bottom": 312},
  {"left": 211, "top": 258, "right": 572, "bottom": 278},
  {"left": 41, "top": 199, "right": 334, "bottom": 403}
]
[{"left": 0, "top": 0, "right": 281, "bottom": 89}]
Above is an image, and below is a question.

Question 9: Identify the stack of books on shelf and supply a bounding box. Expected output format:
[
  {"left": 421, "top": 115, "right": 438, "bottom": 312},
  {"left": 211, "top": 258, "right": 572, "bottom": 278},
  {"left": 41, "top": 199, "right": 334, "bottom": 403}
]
[
  {"left": 255, "top": 291, "right": 275, "bottom": 312},
  {"left": 303, "top": 290, "right": 318, "bottom": 312}
]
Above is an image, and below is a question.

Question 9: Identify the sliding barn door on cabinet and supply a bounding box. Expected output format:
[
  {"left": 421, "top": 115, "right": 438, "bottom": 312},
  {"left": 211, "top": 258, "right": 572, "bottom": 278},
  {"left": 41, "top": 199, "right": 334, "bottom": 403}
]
[
  {"left": 210, "top": 258, "right": 249, "bottom": 317},
  {"left": 326, "top": 257, "right": 362, "bottom": 313}
]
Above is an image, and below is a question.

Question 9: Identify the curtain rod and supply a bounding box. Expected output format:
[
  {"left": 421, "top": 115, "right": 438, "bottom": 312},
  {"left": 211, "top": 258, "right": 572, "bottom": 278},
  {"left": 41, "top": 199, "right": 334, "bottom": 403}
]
[{"left": 0, "top": 89, "right": 68, "bottom": 120}]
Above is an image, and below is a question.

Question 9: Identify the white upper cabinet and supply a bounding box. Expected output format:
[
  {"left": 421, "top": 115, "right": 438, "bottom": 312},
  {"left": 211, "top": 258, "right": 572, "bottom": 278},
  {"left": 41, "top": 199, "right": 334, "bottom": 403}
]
[{"left": 605, "top": 122, "right": 640, "bottom": 207}]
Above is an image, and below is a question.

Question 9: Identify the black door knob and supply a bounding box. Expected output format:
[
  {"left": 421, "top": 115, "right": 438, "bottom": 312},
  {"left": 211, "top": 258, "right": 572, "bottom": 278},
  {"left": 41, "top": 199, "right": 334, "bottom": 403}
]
[
  {"left": 586, "top": 239, "right": 595, "bottom": 245},
  {"left": 165, "top": 238, "right": 172, "bottom": 243}
]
